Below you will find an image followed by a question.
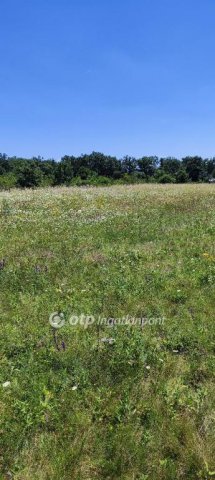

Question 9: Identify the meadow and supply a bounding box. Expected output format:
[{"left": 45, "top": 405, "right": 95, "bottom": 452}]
[{"left": 0, "top": 184, "right": 215, "bottom": 479}]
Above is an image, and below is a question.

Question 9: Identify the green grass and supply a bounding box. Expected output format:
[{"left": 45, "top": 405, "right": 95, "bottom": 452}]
[{"left": 0, "top": 184, "right": 215, "bottom": 479}]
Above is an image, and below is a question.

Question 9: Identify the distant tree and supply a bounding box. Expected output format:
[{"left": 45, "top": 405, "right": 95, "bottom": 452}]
[
  {"left": 78, "top": 166, "right": 95, "bottom": 180},
  {"left": 90, "top": 175, "right": 112, "bottom": 185},
  {"left": 112, "top": 169, "right": 122, "bottom": 179},
  {"left": 137, "top": 156, "right": 158, "bottom": 179},
  {"left": 37, "top": 159, "right": 56, "bottom": 186},
  {"left": 160, "top": 157, "right": 181, "bottom": 175},
  {"left": 87, "top": 152, "right": 121, "bottom": 177},
  {"left": 182, "top": 156, "right": 205, "bottom": 182},
  {"left": 0, "top": 151, "right": 213, "bottom": 187},
  {"left": 211, "top": 168, "right": 215, "bottom": 179},
  {"left": 175, "top": 169, "right": 189, "bottom": 183},
  {"left": 16, "top": 163, "right": 43, "bottom": 188},
  {"left": 0, "top": 154, "right": 11, "bottom": 175},
  {"left": 0, "top": 173, "right": 17, "bottom": 190},
  {"left": 55, "top": 156, "right": 75, "bottom": 184},
  {"left": 157, "top": 173, "right": 176, "bottom": 184},
  {"left": 59, "top": 152, "right": 121, "bottom": 180},
  {"left": 121, "top": 156, "right": 137, "bottom": 175},
  {"left": 121, "top": 173, "right": 142, "bottom": 184},
  {"left": 205, "top": 158, "right": 215, "bottom": 178}
]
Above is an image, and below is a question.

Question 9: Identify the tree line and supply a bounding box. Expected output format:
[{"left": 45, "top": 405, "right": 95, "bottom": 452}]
[{"left": 0, "top": 152, "right": 215, "bottom": 189}]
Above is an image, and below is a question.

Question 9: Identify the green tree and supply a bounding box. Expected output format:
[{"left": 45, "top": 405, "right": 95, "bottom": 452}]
[
  {"left": 121, "top": 156, "right": 137, "bottom": 175},
  {"left": 16, "top": 163, "right": 43, "bottom": 188},
  {"left": 137, "top": 156, "right": 158, "bottom": 179},
  {"left": 160, "top": 157, "right": 181, "bottom": 175},
  {"left": 0, "top": 173, "right": 17, "bottom": 190},
  {"left": 182, "top": 156, "right": 205, "bottom": 182},
  {"left": 175, "top": 169, "right": 189, "bottom": 183},
  {"left": 157, "top": 173, "right": 176, "bottom": 184}
]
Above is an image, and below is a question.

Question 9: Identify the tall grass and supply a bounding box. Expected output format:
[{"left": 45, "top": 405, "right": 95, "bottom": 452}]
[{"left": 0, "top": 184, "right": 215, "bottom": 479}]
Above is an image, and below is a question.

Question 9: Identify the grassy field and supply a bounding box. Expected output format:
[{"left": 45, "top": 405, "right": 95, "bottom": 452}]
[{"left": 0, "top": 184, "right": 215, "bottom": 480}]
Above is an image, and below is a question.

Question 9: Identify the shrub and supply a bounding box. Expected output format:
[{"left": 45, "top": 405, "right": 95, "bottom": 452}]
[
  {"left": 0, "top": 174, "right": 17, "bottom": 190},
  {"left": 16, "top": 165, "right": 43, "bottom": 188},
  {"left": 89, "top": 175, "right": 113, "bottom": 186},
  {"left": 176, "top": 169, "right": 189, "bottom": 183},
  {"left": 157, "top": 173, "right": 176, "bottom": 184}
]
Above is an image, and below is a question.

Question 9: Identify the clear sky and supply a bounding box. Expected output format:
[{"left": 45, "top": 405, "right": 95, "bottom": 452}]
[{"left": 1, "top": 0, "right": 215, "bottom": 160}]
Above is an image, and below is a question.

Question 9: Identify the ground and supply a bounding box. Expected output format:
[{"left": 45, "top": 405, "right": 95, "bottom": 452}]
[{"left": 0, "top": 184, "right": 215, "bottom": 479}]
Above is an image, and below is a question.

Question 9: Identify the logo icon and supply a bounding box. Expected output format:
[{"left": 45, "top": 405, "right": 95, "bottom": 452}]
[{"left": 49, "top": 312, "right": 65, "bottom": 329}]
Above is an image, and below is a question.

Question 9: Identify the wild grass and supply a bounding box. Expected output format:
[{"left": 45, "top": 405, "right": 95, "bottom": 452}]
[{"left": 0, "top": 184, "right": 215, "bottom": 479}]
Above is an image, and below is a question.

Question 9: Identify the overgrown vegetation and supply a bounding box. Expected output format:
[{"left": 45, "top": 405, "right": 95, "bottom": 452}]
[
  {"left": 0, "top": 153, "right": 215, "bottom": 189},
  {"left": 0, "top": 184, "right": 215, "bottom": 479}
]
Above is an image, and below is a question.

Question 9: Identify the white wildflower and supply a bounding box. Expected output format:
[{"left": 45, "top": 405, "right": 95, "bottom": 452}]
[{"left": 3, "top": 381, "right": 11, "bottom": 388}]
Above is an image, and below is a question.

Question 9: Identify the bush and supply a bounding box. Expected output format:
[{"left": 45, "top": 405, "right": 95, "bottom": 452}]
[
  {"left": 70, "top": 176, "right": 85, "bottom": 186},
  {"left": 176, "top": 169, "right": 189, "bottom": 183},
  {"left": 89, "top": 176, "right": 113, "bottom": 186},
  {"left": 118, "top": 173, "right": 142, "bottom": 184},
  {"left": 40, "top": 175, "right": 55, "bottom": 187},
  {"left": 16, "top": 165, "right": 43, "bottom": 188},
  {"left": 69, "top": 176, "right": 112, "bottom": 187},
  {"left": 157, "top": 173, "right": 176, "bottom": 184},
  {"left": 0, "top": 174, "right": 17, "bottom": 190}
]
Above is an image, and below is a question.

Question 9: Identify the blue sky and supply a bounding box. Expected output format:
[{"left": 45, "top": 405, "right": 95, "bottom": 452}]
[{"left": 1, "top": 0, "right": 215, "bottom": 159}]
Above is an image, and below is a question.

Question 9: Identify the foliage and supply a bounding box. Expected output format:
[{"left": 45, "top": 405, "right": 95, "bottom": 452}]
[
  {"left": 175, "top": 168, "right": 189, "bottom": 184},
  {"left": 157, "top": 172, "right": 176, "bottom": 183},
  {"left": 0, "top": 173, "right": 17, "bottom": 190},
  {"left": 0, "top": 153, "right": 215, "bottom": 188},
  {"left": 182, "top": 156, "right": 206, "bottom": 182},
  {"left": 16, "top": 163, "right": 43, "bottom": 188}
]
